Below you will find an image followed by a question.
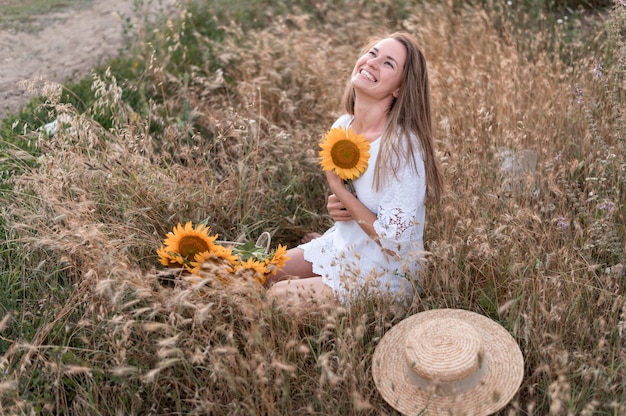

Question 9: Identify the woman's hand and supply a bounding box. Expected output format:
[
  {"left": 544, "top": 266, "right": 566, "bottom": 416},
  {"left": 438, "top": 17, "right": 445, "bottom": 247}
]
[{"left": 327, "top": 193, "right": 353, "bottom": 221}]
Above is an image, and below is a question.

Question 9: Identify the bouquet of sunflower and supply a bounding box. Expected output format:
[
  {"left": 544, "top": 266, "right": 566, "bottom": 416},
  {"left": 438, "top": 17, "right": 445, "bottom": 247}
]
[
  {"left": 157, "top": 222, "right": 288, "bottom": 286},
  {"left": 319, "top": 126, "right": 370, "bottom": 192}
]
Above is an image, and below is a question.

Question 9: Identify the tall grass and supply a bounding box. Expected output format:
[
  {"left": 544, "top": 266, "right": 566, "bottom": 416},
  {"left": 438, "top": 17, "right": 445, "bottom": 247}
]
[{"left": 1, "top": 0, "right": 624, "bottom": 414}]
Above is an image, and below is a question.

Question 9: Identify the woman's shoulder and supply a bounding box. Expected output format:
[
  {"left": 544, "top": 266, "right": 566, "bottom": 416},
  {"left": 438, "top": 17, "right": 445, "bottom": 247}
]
[
  {"left": 331, "top": 114, "right": 353, "bottom": 128},
  {"left": 384, "top": 129, "right": 425, "bottom": 176},
  {"left": 393, "top": 128, "right": 425, "bottom": 161}
]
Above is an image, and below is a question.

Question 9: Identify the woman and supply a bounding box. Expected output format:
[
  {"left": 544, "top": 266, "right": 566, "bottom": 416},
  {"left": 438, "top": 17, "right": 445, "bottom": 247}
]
[{"left": 267, "top": 32, "right": 444, "bottom": 305}]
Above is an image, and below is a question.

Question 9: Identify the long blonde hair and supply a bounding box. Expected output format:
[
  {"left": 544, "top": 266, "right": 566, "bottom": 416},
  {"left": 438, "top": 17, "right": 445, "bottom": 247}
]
[{"left": 342, "top": 32, "right": 444, "bottom": 205}]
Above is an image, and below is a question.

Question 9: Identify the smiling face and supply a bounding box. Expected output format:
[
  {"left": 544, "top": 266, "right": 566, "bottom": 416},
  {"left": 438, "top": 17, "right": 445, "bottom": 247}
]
[{"left": 350, "top": 37, "right": 407, "bottom": 101}]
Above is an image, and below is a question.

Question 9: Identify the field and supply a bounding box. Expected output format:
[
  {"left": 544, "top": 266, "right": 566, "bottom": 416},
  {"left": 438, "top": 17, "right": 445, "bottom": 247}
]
[{"left": 0, "top": 0, "right": 624, "bottom": 414}]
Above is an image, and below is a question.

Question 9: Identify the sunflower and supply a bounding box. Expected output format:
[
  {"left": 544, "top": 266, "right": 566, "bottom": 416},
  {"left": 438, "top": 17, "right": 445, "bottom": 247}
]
[
  {"left": 157, "top": 245, "right": 184, "bottom": 268},
  {"left": 189, "top": 245, "right": 238, "bottom": 275},
  {"left": 157, "top": 223, "right": 291, "bottom": 287},
  {"left": 161, "top": 221, "right": 218, "bottom": 263},
  {"left": 264, "top": 244, "right": 289, "bottom": 275},
  {"left": 319, "top": 127, "right": 370, "bottom": 181},
  {"left": 235, "top": 258, "right": 267, "bottom": 275},
  {"left": 234, "top": 258, "right": 269, "bottom": 284}
]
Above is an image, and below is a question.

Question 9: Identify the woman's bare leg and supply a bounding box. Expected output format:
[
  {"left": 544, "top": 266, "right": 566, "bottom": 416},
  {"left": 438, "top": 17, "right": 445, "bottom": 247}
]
[
  {"left": 267, "top": 276, "right": 335, "bottom": 308},
  {"left": 265, "top": 248, "right": 316, "bottom": 286},
  {"left": 265, "top": 247, "right": 335, "bottom": 307}
]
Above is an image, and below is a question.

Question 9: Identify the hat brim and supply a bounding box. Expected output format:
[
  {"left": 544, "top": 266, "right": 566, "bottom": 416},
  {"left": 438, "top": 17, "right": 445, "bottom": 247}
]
[{"left": 372, "top": 309, "right": 523, "bottom": 416}]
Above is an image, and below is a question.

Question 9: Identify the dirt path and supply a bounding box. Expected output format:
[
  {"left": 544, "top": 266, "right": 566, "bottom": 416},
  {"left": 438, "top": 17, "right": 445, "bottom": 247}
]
[{"left": 0, "top": 0, "right": 178, "bottom": 121}]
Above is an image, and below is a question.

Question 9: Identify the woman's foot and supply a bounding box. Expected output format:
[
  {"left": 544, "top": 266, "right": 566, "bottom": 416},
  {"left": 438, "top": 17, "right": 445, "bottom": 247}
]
[{"left": 300, "top": 232, "right": 321, "bottom": 244}]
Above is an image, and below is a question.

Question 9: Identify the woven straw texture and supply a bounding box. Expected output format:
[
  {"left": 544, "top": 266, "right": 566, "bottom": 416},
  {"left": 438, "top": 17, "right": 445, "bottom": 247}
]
[{"left": 372, "top": 309, "right": 523, "bottom": 416}]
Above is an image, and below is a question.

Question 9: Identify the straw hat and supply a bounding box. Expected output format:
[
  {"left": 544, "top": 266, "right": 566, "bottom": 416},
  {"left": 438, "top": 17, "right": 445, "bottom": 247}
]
[{"left": 372, "top": 309, "right": 523, "bottom": 416}]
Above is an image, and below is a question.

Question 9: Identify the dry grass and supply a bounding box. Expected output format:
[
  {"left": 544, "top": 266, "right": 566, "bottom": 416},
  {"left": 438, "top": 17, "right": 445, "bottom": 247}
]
[{"left": 0, "top": 0, "right": 624, "bottom": 414}]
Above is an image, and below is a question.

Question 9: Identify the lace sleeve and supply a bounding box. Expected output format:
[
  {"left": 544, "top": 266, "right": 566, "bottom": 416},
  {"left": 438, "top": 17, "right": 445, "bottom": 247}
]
[{"left": 373, "top": 155, "right": 427, "bottom": 254}]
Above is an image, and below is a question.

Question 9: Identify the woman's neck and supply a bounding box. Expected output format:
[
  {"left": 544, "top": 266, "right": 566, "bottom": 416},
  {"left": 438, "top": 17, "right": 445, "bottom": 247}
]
[{"left": 351, "top": 99, "right": 389, "bottom": 142}]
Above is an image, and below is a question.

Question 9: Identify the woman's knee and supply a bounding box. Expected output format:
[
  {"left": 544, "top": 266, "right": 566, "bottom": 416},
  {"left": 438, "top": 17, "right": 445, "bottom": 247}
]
[{"left": 267, "top": 248, "right": 315, "bottom": 284}]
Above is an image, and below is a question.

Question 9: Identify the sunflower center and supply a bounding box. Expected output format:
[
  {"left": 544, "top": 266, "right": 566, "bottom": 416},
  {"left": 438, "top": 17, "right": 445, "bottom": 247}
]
[
  {"left": 331, "top": 139, "right": 361, "bottom": 169},
  {"left": 178, "top": 236, "right": 211, "bottom": 260}
]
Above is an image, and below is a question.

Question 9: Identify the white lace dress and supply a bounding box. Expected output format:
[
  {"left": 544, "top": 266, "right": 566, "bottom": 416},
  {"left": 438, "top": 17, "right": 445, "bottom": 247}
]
[{"left": 300, "top": 114, "right": 427, "bottom": 301}]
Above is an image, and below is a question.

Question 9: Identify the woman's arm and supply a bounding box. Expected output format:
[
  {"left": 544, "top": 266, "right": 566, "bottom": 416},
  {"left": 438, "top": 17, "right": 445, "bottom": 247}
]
[
  {"left": 326, "top": 171, "right": 378, "bottom": 239},
  {"left": 372, "top": 157, "right": 426, "bottom": 256}
]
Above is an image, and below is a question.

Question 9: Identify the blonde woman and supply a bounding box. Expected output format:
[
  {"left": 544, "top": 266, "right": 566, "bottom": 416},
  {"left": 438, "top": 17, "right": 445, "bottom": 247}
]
[{"left": 267, "top": 32, "right": 444, "bottom": 304}]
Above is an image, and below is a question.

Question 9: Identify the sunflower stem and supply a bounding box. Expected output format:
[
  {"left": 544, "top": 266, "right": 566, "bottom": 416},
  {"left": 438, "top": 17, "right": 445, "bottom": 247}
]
[{"left": 344, "top": 179, "right": 355, "bottom": 193}]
